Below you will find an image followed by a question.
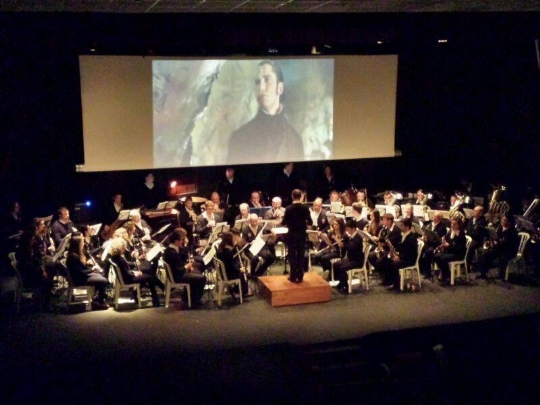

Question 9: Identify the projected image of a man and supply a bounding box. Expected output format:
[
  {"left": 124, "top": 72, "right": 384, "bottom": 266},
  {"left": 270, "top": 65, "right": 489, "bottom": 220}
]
[{"left": 227, "top": 60, "right": 303, "bottom": 164}]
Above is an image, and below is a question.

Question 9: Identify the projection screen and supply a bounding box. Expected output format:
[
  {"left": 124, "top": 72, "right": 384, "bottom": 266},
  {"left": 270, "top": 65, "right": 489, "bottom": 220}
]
[{"left": 79, "top": 55, "right": 398, "bottom": 172}]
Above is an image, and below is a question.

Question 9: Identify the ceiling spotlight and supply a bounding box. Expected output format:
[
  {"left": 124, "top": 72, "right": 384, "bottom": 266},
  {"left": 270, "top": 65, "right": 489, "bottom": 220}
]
[
  {"left": 311, "top": 46, "right": 321, "bottom": 55},
  {"left": 170, "top": 181, "right": 177, "bottom": 188},
  {"left": 377, "top": 40, "right": 383, "bottom": 45},
  {"left": 438, "top": 39, "right": 448, "bottom": 44}
]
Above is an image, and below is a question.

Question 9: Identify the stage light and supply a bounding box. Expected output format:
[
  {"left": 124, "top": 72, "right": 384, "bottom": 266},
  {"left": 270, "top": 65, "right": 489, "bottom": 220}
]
[
  {"left": 438, "top": 39, "right": 448, "bottom": 43},
  {"left": 311, "top": 46, "right": 320, "bottom": 55},
  {"left": 85, "top": 201, "right": 92, "bottom": 207},
  {"left": 170, "top": 180, "right": 177, "bottom": 188},
  {"left": 377, "top": 40, "right": 383, "bottom": 45}
]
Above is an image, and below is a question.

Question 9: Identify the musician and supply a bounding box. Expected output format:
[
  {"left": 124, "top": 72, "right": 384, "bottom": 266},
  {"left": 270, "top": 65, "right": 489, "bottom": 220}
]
[
  {"left": 282, "top": 189, "right": 311, "bottom": 283},
  {"left": 163, "top": 228, "right": 207, "bottom": 307},
  {"left": 109, "top": 236, "right": 161, "bottom": 307},
  {"left": 50, "top": 207, "right": 75, "bottom": 248},
  {"left": 103, "top": 193, "right": 123, "bottom": 225},
  {"left": 275, "top": 163, "right": 299, "bottom": 207},
  {"left": 356, "top": 189, "right": 373, "bottom": 209},
  {"left": 248, "top": 191, "right": 264, "bottom": 208},
  {"left": 383, "top": 190, "right": 401, "bottom": 217},
  {"left": 324, "top": 190, "right": 342, "bottom": 206},
  {"left": 333, "top": 219, "right": 365, "bottom": 293},
  {"left": 241, "top": 214, "right": 276, "bottom": 277},
  {"left": 177, "top": 196, "right": 197, "bottom": 245},
  {"left": 316, "top": 218, "right": 346, "bottom": 276},
  {"left": 66, "top": 234, "right": 109, "bottom": 310},
  {"left": 15, "top": 226, "right": 53, "bottom": 307},
  {"left": 216, "top": 231, "right": 249, "bottom": 299},
  {"left": 196, "top": 201, "right": 218, "bottom": 240},
  {"left": 216, "top": 167, "right": 243, "bottom": 206},
  {"left": 402, "top": 203, "right": 420, "bottom": 224},
  {"left": 2, "top": 201, "right": 23, "bottom": 238},
  {"left": 434, "top": 218, "right": 467, "bottom": 283},
  {"left": 210, "top": 192, "right": 226, "bottom": 218},
  {"left": 379, "top": 218, "right": 419, "bottom": 290},
  {"left": 419, "top": 211, "right": 447, "bottom": 278},
  {"left": 351, "top": 203, "right": 369, "bottom": 230},
  {"left": 415, "top": 189, "right": 428, "bottom": 205},
  {"left": 319, "top": 165, "right": 338, "bottom": 197},
  {"left": 465, "top": 205, "right": 488, "bottom": 264},
  {"left": 130, "top": 210, "right": 152, "bottom": 243},
  {"left": 309, "top": 198, "right": 329, "bottom": 232},
  {"left": 139, "top": 172, "right": 162, "bottom": 209},
  {"left": 264, "top": 196, "right": 285, "bottom": 224},
  {"left": 365, "top": 209, "right": 383, "bottom": 238},
  {"left": 235, "top": 203, "right": 251, "bottom": 222},
  {"left": 368, "top": 213, "right": 402, "bottom": 276},
  {"left": 476, "top": 214, "right": 520, "bottom": 279}
]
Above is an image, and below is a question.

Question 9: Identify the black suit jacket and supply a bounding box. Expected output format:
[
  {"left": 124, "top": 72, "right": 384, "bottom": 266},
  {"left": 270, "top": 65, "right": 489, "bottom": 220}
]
[
  {"left": 162, "top": 246, "right": 187, "bottom": 280},
  {"left": 396, "top": 233, "right": 419, "bottom": 267},
  {"left": 282, "top": 203, "right": 311, "bottom": 242},
  {"left": 344, "top": 232, "right": 364, "bottom": 266},
  {"left": 309, "top": 209, "right": 330, "bottom": 232},
  {"left": 466, "top": 216, "right": 488, "bottom": 244}
]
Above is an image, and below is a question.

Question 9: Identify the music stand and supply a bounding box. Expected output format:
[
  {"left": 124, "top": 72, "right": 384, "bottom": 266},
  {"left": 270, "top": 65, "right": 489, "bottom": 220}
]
[
  {"left": 357, "top": 229, "right": 378, "bottom": 245},
  {"left": 485, "top": 226, "right": 497, "bottom": 240},
  {"left": 375, "top": 204, "right": 387, "bottom": 215},
  {"left": 117, "top": 210, "right": 131, "bottom": 221},
  {"left": 145, "top": 243, "right": 165, "bottom": 262}
]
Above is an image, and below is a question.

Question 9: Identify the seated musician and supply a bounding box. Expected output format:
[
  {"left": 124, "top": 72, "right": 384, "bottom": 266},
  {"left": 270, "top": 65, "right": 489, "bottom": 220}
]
[
  {"left": 309, "top": 197, "right": 329, "bottom": 232},
  {"left": 434, "top": 218, "right": 467, "bottom": 284},
  {"left": 241, "top": 214, "right": 276, "bottom": 277},
  {"left": 121, "top": 221, "right": 164, "bottom": 292},
  {"left": 333, "top": 219, "right": 365, "bottom": 293},
  {"left": 350, "top": 203, "right": 369, "bottom": 230},
  {"left": 324, "top": 190, "right": 341, "bottom": 205},
  {"left": 465, "top": 206, "right": 488, "bottom": 263},
  {"left": 365, "top": 209, "right": 383, "bottom": 237},
  {"left": 50, "top": 206, "right": 75, "bottom": 248},
  {"left": 33, "top": 218, "right": 57, "bottom": 278},
  {"left": 66, "top": 233, "right": 109, "bottom": 310},
  {"left": 216, "top": 231, "right": 249, "bottom": 298},
  {"left": 248, "top": 191, "right": 264, "bottom": 208},
  {"left": 109, "top": 237, "right": 161, "bottom": 307},
  {"left": 383, "top": 190, "right": 401, "bottom": 218},
  {"left": 130, "top": 210, "right": 152, "bottom": 243},
  {"left": 402, "top": 203, "right": 420, "bottom": 224},
  {"left": 264, "top": 196, "right": 286, "bottom": 224},
  {"left": 415, "top": 189, "right": 428, "bottom": 205},
  {"left": 378, "top": 218, "right": 419, "bottom": 290},
  {"left": 356, "top": 189, "right": 373, "bottom": 208},
  {"left": 196, "top": 201, "right": 218, "bottom": 241},
  {"left": 368, "top": 213, "right": 402, "bottom": 277},
  {"left": 476, "top": 214, "right": 520, "bottom": 279},
  {"left": 15, "top": 226, "right": 53, "bottom": 307},
  {"left": 179, "top": 196, "right": 199, "bottom": 246},
  {"left": 316, "top": 218, "right": 346, "bottom": 277},
  {"left": 419, "top": 211, "right": 447, "bottom": 278},
  {"left": 162, "top": 228, "right": 207, "bottom": 307},
  {"left": 235, "top": 203, "right": 250, "bottom": 221},
  {"left": 210, "top": 191, "right": 226, "bottom": 220}
]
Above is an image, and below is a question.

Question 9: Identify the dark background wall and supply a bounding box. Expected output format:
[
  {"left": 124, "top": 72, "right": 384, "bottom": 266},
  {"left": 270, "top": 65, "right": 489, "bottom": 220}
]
[{"left": 1, "top": 12, "right": 539, "bottom": 219}]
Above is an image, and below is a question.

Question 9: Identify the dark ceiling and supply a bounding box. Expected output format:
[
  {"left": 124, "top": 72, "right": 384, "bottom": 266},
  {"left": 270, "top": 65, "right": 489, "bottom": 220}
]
[{"left": 1, "top": 0, "right": 540, "bottom": 14}]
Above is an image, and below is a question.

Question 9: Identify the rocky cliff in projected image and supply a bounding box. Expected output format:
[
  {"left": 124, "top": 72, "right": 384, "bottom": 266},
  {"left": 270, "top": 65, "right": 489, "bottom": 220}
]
[{"left": 153, "top": 58, "right": 334, "bottom": 168}]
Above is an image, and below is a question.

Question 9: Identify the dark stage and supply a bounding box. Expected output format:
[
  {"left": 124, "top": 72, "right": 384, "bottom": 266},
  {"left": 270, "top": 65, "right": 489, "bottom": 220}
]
[{"left": 2, "top": 264, "right": 540, "bottom": 403}]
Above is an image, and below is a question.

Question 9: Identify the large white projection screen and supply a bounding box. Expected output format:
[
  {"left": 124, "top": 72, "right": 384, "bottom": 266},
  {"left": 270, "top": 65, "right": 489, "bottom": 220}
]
[{"left": 79, "top": 55, "right": 397, "bottom": 172}]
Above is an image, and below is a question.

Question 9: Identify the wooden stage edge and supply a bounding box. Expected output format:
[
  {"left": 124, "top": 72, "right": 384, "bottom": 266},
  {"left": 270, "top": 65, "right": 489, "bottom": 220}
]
[{"left": 257, "top": 273, "right": 331, "bottom": 307}]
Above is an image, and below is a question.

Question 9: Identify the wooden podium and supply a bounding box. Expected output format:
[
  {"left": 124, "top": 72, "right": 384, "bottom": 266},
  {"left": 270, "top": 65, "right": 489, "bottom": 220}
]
[{"left": 257, "top": 273, "right": 331, "bottom": 307}]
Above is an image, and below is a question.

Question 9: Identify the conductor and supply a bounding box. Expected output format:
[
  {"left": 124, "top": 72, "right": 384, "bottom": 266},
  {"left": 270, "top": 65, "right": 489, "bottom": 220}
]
[{"left": 282, "top": 189, "right": 311, "bottom": 283}]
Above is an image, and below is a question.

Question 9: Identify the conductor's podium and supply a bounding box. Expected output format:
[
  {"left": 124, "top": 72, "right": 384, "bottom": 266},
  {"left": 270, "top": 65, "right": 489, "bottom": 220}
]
[{"left": 257, "top": 273, "right": 331, "bottom": 307}]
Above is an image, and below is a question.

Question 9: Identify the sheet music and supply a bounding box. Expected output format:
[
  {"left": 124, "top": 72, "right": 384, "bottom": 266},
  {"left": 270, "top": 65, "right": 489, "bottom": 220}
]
[
  {"left": 152, "top": 223, "right": 171, "bottom": 237},
  {"left": 145, "top": 243, "right": 165, "bottom": 262},
  {"left": 88, "top": 223, "right": 102, "bottom": 235},
  {"left": 330, "top": 201, "right": 343, "bottom": 213},
  {"left": 271, "top": 227, "right": 289, "bottom": 235},
  {"left": 156, "top": 201, "right": 168, "bottom": 210},
  {"left": 35, "top": 215, "right": 53, "bottom": 225},
  {"left": 249, "top": 237, "right": 266, "bottom": 256},
  {"left": 375, "top": 204, "right": 387, "bottom": 215},
  {"left": 357, "top": 229, "right": 378, "bottom": 245},
  {"left": 117, "top": 210, "right": 131, "bottom": 221},
  {"left": 385, "top": 205, "right": 398, "bottom": 218},
  {"left": 203, "top": 246, "right": 217, "bottom": 265}
]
